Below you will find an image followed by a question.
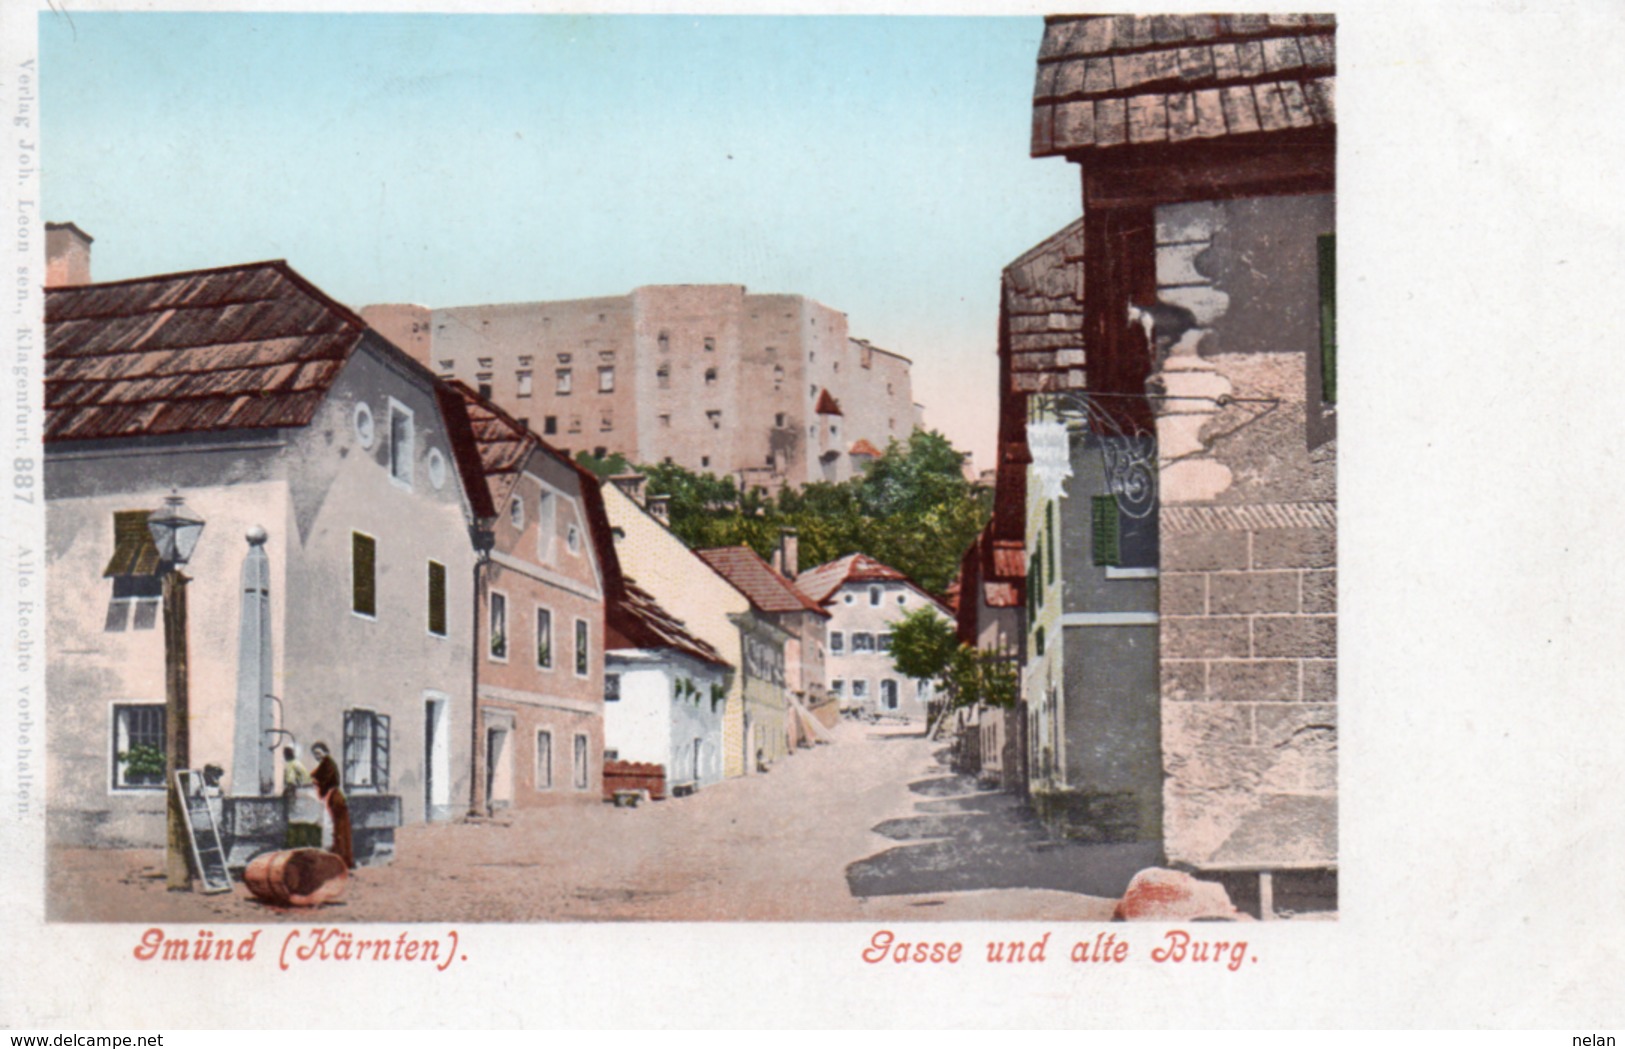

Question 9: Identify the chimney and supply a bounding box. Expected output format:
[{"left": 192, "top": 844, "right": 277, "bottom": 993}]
[
  {"left": 647, "top": 494, "right": 671, "bottom": 526},
  {"left": 609, "top": 473, "right": 647, "bottom": 508},
  {"left": 46, "top": 222, "right": 92, "bottom": 287},
  {"left": 778, "top": 527, "right": 799, "bottom": 579}
]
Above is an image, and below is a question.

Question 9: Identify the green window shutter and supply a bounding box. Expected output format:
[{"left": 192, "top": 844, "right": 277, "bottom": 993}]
[
  {"left": 1092, "top": 496, "right": 1121, "bottom": 567},
  {"left": 1045, "top": 503, "right": 1056, "bottom": 585},
  {"left": 352, "top": 533, "right": 377, "bottom": 617},
  {"left": 1319, "top": 233, "right": 1336, "bottom": 405},
  {"left": 427, "top": 560, "right": 447, "bottom": 636}
]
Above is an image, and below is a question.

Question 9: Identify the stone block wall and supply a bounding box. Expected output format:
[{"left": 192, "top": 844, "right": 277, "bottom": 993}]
[{"left": 1153, "top": 196, "right": 1336, "bottom": 871}]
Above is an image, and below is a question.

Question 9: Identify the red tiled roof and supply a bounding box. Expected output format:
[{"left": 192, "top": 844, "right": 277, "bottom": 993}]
[
  {"left": 695, "top": 546, "right": 829, "bottom": 617},
  {"left": 814, "top": 389, "right": 844, "bottom": 416},
  {"left": 793, "top": 552, "right": 949, "bottom": 615},
  {"left": 608, "top": 578, "right": 729, "bottom": 669},
  {"left": 990, "top": 540, "right": 1026, "bottom": 581},
  {"left": 45, "top": 260, "right": 370, "bottom": 442},
  {"left": 848, "top": 438, "right": 882, "bottom": 458},
  {"left": 1033, "top": 14, "right": 1335, "bottom": 157}
]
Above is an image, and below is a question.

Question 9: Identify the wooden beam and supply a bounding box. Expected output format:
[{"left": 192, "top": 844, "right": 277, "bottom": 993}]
[{"left": 1078, "top": 129, "right": 1334, "bottom": 208}]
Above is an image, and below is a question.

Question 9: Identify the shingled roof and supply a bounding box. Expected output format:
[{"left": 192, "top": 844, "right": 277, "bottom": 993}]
[
  {"left": 1032, "top": 14, "right": 1335, "bottom": 158},
  {"left": 45, "top": 260, "right": 370, "bottom": 442},
  {"left": 608, "top": 578, "right": 730, "bottom": 669},
  {"left": 696, "top": 547, "right": 829, "bottom": 617}
]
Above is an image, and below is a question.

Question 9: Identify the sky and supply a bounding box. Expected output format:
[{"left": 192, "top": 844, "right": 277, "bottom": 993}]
[{"left": 40, "top": 12, "right": 1084, "bottom": 470}]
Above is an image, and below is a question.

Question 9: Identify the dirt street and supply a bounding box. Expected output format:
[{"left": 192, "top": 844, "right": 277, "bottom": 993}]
[{"left": 50, "top": 720, "right": 1122, "bottom": 923}]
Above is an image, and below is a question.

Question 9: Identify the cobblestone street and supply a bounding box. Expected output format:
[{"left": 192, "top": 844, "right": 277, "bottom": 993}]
[{"left": 50, "top": 721, "right": 1124, "bottom": 923}]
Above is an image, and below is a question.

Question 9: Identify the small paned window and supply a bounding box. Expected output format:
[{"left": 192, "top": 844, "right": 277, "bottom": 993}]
[
  {"left": 111, "top": 704, "right": 166, "bottom": 790},
  {"left": 830, "top": 631, "right": 844, "bottom": 654},
  {"left": 544, "top": 416, "right": 558, "bottom": 435},
  {"left": 851, "top": 632, "right": 876, "bottom": 653},
  {"left": 604, "top": 674, "right": 621, "bottom": 702},
  {"left": 342, "top": 708, "right": 391, "bottom": 792},
  {"left": 574, "top": 618, "right": 590, "bottom": 676}
]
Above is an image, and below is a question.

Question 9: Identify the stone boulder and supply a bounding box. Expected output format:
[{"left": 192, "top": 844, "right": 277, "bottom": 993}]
[{"left": 1113, "top": 866, "right": 1246, "bottom": 921}]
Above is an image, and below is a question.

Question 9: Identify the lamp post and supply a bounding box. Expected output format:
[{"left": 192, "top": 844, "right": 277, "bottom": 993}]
[{"left": 148, "top": 490, "right": 205, "bottom": 891}]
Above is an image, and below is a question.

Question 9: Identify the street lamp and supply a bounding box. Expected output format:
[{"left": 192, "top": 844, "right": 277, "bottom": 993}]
[{"left": 148, "top": 490, "right": 205, "bottom": 890}]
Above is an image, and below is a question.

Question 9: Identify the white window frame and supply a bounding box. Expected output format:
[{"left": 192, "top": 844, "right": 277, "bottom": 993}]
[
  {"left": 535, "top": 605, "right": 554, "bottom": 670},
  {"left": 537, "top": 486, "right": 559, "bottom": 563},
  {"left": 488, "top": 589, "right": 510, "bottom": 663},
  {"left": 536, "top": 730, "right": 553, "bottom": 790},
  {"left": 573, "top": 617, "right": 591, "bottom": 678},
  {"left": 598, "top": 366, "right": 615, "bottom": 393},
  {"left": 517, "top": 371, "right": 533, "bottom": 397},
  {"left": 556, "top": 368, "right": 573, "bottom": 395},
  {"left": 109, "top": 701, "right": 166, "bottom": 793},
  {"left": 573, "top": 732, "right": 590, "bottom": 791},
  {"left": 387, "top": 397, "right": 415, "bottom": 489}
]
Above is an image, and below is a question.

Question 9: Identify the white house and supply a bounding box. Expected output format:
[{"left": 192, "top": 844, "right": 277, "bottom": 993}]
[
  {"left": 604, "top": 580, "right": 732, "bottom": 791},
  {"left": 793, "top": 554, "right": 949, "bottom": 720},
  {"left": 44, "top": 256, "right": 490, "bottom": 850}
]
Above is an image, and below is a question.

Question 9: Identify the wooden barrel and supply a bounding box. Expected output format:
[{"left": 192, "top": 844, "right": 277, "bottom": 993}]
[{"left": 243, "top": 848, "right": 350, "bottom": 907}]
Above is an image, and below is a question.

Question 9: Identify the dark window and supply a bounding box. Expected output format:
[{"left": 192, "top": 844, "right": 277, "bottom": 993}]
[
  {"left": 478, "top": 383, "right": 493, "bottom": 400},
  {"left": 851, "top": 632, "right": 876, "bottom": 653},
  {"left": 878, "top": 632, "right": 893, "bottom": 652},
  {"left": 704, "top": 367, "right": 717, "bottom": 386},
  {"left": 1035, "top": 626, "right": 1046, "bottom": 657},
  {"left": 112, "top": 703, "right": 166, "bottom": 790},
  {"left": 1319, "top": 233, "right": 1336, "bottom": 404},
  {"left": 342, "top": 708, "right": 390, "bottom": 792},
  {"left": 1091, "top": 496, "right": 1121, "bottom": 568},
  {"left": 575, "top": 618, "right": 590, "bottom": 676},
  {"left": 604, "top": 673, "right": 621, "bottom": 702},
  {"left": 543, "top": 416, "right": 558, "bottom": 435},
  {"left": 869, "top": 586, "right": 881, "bottom": 606},
  {"left": 352, "top": 532, "right": 377, "bottom": 617},
  {"left": 427, "top": 560, "right": 447, "bottom": 637},
  {"left": 830, "top": 631, "right": 844, "bottom": 654}
]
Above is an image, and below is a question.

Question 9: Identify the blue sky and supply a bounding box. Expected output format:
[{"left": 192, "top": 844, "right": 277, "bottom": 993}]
[{"left": 41, "top": 13, "right": 1083, "bottom": 468}]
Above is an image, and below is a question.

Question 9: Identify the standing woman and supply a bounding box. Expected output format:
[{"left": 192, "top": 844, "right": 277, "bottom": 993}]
[{"left": 308, "top": 741, "right": 355, "bottom": 869}]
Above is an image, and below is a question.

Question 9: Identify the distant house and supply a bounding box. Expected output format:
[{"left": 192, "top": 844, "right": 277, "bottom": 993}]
[
  {"left": 43, "top": 251, "right": 488, "bottom": 851},
  {"left": 599, "top": 478, "right": 791, "bottom": 777},
  {"left": 605, "top": 579, "right": 732, "bottom": 792},
  {"left": 695, "top": 543, "right": 831, "bottom": 750},
  {"left": 794, "top": 554, "right": 948, "bottom": 720},
  {"left": 453, "top": 382, "right": 617, "bottom": 811}
]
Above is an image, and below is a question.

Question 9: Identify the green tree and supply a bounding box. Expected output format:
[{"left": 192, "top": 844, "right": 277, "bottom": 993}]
[
  {"left": 635, "top": 428, "right": 989, "bottom": 597},
  {"left": 888, "top": 607, "right": 960, "bottom": 682}
]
